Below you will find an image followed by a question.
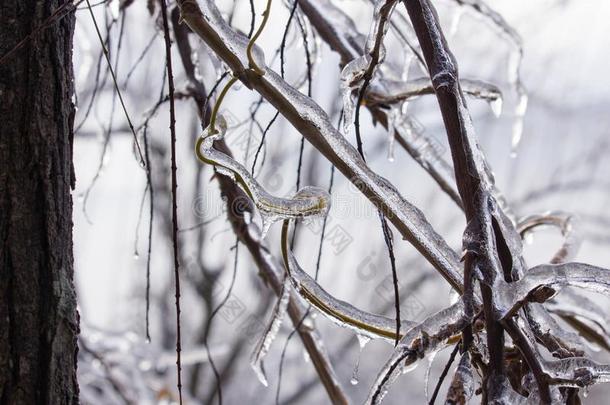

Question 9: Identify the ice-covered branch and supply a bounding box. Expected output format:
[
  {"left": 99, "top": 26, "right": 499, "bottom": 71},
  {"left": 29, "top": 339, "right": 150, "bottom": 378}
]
[
  {"left": 365, "top": 301, "right": 469, "bottom": 404},
  {"left": 178, "top": 0, "right": 466, "bottom": 293},
  {"left": 400, "top": 0, "right": 526, "bottom": 401},
  {"left": 280, "top": 220, "right": 417, "bottom": 342},
  {"left": 497, "top": 262, "right": 610, "bottom": 319},
  {"left": 297, "top": 0, "right": 463, "bottom": 207},
  {"left": 367, "top": 77, "right": 502, "bottom": 109},
  {"left": 196, "top": 120, "right": 330, "bottom": 236}
]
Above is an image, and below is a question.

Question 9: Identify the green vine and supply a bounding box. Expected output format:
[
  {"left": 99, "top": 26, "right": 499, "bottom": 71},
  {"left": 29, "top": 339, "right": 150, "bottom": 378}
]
[{"left": 247, "top": 0, "right": 273, "bottom": 75}]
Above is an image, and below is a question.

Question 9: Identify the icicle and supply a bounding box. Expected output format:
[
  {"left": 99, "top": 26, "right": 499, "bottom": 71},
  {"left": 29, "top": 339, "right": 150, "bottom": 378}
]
[
  {"left": 424, "top": 350, "right": 438, "bottom": 401},
  {"left": 400, "top": 51, "right": 414, "bottom": 83},
  {"left": 109, "top": 0, "right": 120, "bottom": 19},
  {"left": 350, "top": 334, "right": 371, "bottom": 385},
  {"left": 453, "top": 0, "right": 527, "bottom": 155},
  {"left": 490, "top": 97, "right": 503, "bottom": 118},
  {"left": 260, "top": 216, "right": 273, "bottom": 240},
  {"left": 366, "top": 302, "right": 468, "bottom": 404},
  {"left": 340, "top": 55, "right": 371, "bottom": 135},
  {"left": 386, "top": 106, "right": 400, "bottom": 162},
  {"left": 510, "top": 92, "right": 528, "bottom": 157},
  {"left": 250, "top": 277, "right": 292, "bottom": 387},
  {"left": 339, "top": 0, "right": 399, "bottom": 135},
  {"left": 132, "top": 131, "right": 147, "bottom": 169}
]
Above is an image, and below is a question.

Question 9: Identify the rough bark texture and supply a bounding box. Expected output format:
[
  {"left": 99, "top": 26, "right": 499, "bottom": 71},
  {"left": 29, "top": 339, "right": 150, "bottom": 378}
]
[{"left": 0, "top": 1, "right": 79, "bottom": 404}]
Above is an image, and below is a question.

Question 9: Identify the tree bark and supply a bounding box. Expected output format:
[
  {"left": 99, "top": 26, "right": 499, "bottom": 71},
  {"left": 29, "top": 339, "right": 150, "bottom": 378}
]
[{"left": 0, "top": 1, "right": 79, "bottom": 404}]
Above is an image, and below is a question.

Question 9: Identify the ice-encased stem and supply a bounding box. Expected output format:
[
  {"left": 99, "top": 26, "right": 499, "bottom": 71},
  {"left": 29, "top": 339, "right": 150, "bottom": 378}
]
[
  {"left": 196, "top": 118, "right": 331, "bottom": 234},
  {"left": 497, "top": 262, "right": 610, "bottom": 319},
  {"left": 280, "top": 220, "right": 417, "bottom": 342},
  {"left": 250, "top": 276, "right": 291, "bottom": 387}
]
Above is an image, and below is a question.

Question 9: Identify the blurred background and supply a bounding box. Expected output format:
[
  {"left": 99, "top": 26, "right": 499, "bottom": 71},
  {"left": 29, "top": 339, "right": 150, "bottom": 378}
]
[{"left": 72, "top": 0, "right": 610, "bottom": 403}]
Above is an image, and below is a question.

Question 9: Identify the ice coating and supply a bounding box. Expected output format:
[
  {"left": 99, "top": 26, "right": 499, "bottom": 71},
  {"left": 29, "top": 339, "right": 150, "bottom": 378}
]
[
  {"left": 340, "top": 0, "right": 398, "bottom": 134},
  {"left": 250, "top": 277, "right": 291, "bottom": 387},
  {"left": 367, "top": 77, "right": 502, "bottom": 107},
  {"left": 496, "top": 262, "right": 610, "bottom": 319},
  {"left": 236, "top": 220, "right": 346, "bottom": 400},
  {"left": 280, "top": 221, "right": 417, "bottom": 342},
  {"left": 546, "top": 289, "right": 610, "bottom": 350},
  {"left": 185, "top": 0, "right": 465, "bottom": 298},
  {"left": 543, "top": 357, "right": 610, "bottom": 387},
  {"left": 296, "top": 0, "right": 464, "bottom": 207},
  {"left": 423, "top": 349, "right": 438, "bottom": 401},
  {"left": 445, "top": 352, "right": 475, "bottom": 404},
  {"left": 365, "top": 301, "right": 468, "bottom": 405},
  {"left": 525, "top": 303, "right": 586, "bottom": 358},
  {"left": 517, "top": 211, "right": 582, "bottom": 265},
  {"left": 196, "top": 116, "right": 331, "bottom": 235}
]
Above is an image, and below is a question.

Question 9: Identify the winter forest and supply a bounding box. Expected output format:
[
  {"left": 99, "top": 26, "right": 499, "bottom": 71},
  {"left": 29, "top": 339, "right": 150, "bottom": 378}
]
[{"left": 1, "top": 0, "right": 610, "bottom": 404}]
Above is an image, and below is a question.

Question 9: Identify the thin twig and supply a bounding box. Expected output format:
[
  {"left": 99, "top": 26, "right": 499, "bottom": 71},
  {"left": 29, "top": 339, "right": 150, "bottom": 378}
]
[
  {"left": 84, "top": 0, "right": 145, "bottom": 165},
  {"left": 159, "top": 0, "right": 182, "bottom": 402},
  {"left": 429, "top": 343, "right": 460, "bottom": 405}
]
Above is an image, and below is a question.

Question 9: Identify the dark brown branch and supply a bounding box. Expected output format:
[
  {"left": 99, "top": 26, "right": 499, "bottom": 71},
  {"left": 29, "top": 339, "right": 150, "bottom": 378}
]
[
  {"left": 159, "top": 0, "right": 182, "bottom": 402},
  {"left": 399, "top": 0, "right": 516, "bottom": 402}
]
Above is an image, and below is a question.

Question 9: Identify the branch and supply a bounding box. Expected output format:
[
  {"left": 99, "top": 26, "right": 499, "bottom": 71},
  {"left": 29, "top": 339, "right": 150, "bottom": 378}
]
[{"left": 177, "top": 0, "right": 465, "bottom": 295}]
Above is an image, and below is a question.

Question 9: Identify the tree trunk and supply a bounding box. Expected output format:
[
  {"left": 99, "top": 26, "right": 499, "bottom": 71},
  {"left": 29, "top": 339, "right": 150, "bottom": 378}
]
[{"left": 0, "top": 1, "right": 79, "bottom": 403}]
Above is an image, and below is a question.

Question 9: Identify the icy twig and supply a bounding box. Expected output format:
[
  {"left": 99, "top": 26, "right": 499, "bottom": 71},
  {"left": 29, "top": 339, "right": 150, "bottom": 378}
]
[
  {"left": 280, "top": 221, "right": 417, "bottom": 342},
  {"left": 497, "top": 262, "right": 610, "bottom": 319}
]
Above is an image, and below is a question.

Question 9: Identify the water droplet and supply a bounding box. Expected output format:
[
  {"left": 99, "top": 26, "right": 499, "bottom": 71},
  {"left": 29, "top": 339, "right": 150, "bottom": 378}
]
[
  {"left": 133, "top": 252, "right": 140, "bottom": 260},
  {"left": 490, "top": 97, "right": 503, "bottom": 118},
  {"left": 357, "top": 334, "right": 371, "bottom": 349}
]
